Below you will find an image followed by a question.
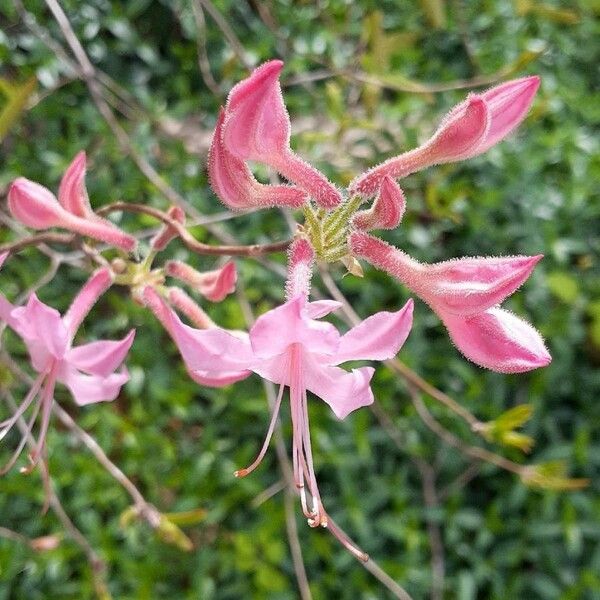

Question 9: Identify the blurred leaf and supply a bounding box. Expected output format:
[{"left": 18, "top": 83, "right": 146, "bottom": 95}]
[
  {"left": 546, "top": 272, "right": 580, "bottom": 303},
  {"left": 521, "top": 461, "right": 589, "bottom": 490},
  {"left": 419, "top": 0, "right": 447, "bottom": 29},
  {"left": 0, "top": 76, "right": 37, "bottom": 142}
]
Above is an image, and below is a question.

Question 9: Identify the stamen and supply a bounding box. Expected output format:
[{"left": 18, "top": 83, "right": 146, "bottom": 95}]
[
  {"left": 326, "top": 516, "right": 370, "bottom": 563},
  {"left": 0, "top": 370, "right": 46, "bottom": 439},
  {"left": 234, "top": 383, "right": 285, "bottom": 478},
  {"left": 28, "top": 363, "right": 58, "bottom": 466}
]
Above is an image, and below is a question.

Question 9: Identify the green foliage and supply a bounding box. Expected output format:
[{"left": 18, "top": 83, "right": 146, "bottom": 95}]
[{"left": 1, "top": 1, "right": 599, "bottom": 599}]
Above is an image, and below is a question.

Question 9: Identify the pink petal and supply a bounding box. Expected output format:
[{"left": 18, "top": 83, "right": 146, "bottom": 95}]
[
  {"left": 187, "top": 367, "right": 251, "bottom": 388},
  {"left": 422, "top": 254, "right": 543, "bottom": 315},
  {"left": 62, "top": 367, "right": 129, "bottom": 405},
  {"left": 12, "top": 294, "right": 69, "bottom": 360},
  {"left": 285, "top": 238, "right": 315, "bottom": 300},
  {"left": 249, "top": 296, "right": 339, "bottom": 359},
  {"left": 333, "top": 299, "right": 413, "bottom": 364},
  {"left": 57, "top": 151, "right": 92, "bottom": 218},
  {"left": 167, "top": 287, "right": 216, "bottom": 329},
  {"left": 150, "top": 205, "right": 186, "bottom": 250},
  {"left": 442, "top": 307, "right": 551, "bottom": 373},
  {"left": 352, "top": 176, "right": 406, "bottom": 230},
  {"left": 305, "top": 300, "right": 342, "bottom": 319},
  {"left": 222, "top": 62, "right": 342, "bottom": 209},
  {"left": 8, "top": 178, "right": 66, "bottom": 229},
  {"left": 66, "top": 330, "right": 135, "bottom": 377},
  {"left": 0, "top": 252, "right": 8, "bottom": 269},
  {"left": 209, "top": 108, "right": 307, "bottom": 210},
  {"left": 63, "top": 268, "right": 113, "bottom": 337},
  {"left": 304, "top": 357, "right": 375, "bottom": 419},
  {"left": 143, "top": 287, "right": 254, "bottom": 373},
  {"left": 350, "top": 96, "right": 489, "bottom": 197}
]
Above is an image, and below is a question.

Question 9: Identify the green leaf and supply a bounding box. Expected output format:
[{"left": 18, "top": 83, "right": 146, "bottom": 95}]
[
  {"left": 0, "top": 76, "right": 37, "bottom": 142},
  {"left": 546, "top": 271, "right": 580, "bottom": 303}
]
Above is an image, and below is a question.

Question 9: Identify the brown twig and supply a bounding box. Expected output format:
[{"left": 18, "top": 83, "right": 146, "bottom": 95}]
[{"left": 97, "top": 202, "right": 292, "bottom": 256}]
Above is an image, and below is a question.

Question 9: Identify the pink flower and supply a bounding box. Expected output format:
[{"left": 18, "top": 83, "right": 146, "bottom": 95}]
[
  {"left": 350, "top": 76, "right": 540, "bottom": 198},
  {"left": 0, "top": 257, "right": 135, "bottom": 474},
  {"left": 350, "top": 232, "right": 551, "bottom": 373},
  {"left": 220, "top": 61, "right": 343, "bottom": 209},
  {"left": 351, "top": 176, "right": 406, "bottom": 231},
  {"left": 143, "top": 239, "right": 413, "bottom": 540},
  {"left": 8, "top": 152, "right": 137, "bottom": 252}
]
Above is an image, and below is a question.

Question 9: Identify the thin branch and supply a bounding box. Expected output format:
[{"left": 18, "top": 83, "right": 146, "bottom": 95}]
[
  {"left": 0, "top": 526, "right": 32, "bottom": 546},
  {"left": 190, "top": 0, "right": 224, "bottom": 96},
  {"left": 438, "top": 462, "right": 481, "bottom": 501},
  {"left": 195, "top": 0, "right": 252, "bottom": 69},
  {"left": 0, "top": 232, "right": 76, "bottom": 254},
  {"left": 414, "top": 459, "right": 445, "bottom": 600},
  {"left": 97, "top": 202, "right": 291, "bottom": 256}
]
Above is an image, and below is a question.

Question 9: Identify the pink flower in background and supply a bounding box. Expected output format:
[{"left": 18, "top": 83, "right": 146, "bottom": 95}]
[
  {"left": 218, "top": 61, "right": 342, "bottom": 209},
  {"left": 8, "top": 152, "right": 137, "bottom": 252},
  {"left": 350, "top": 76, "right": 540, "bottom": 197},
  {"left": 350, "top": 232, "right": 550, "bottom": 373},
  {"left": 0, "top": 257, "right": 134, "bottom": 475},
  {"left": 144, "top": 239, "right": 413, "bottom": 543}
]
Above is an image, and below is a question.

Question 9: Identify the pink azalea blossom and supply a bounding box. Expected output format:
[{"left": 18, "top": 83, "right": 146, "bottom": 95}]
[
  {"left": 350, "top": 231, "right": 551, "bottom": 373},
  {"left": 0, "top": 256, "right": 134, "bottom": 475},
  {"left": 143, "top": 238, "right": 413, "bottom": 553},
  {"left": 8, "top": 152, "right": 137, "bottom": 252},
  {"left": 350, "top": 76, "right": 540, "bottom": 198},
  {"left": 220, "top": 61, "right": 343, "bottom": 209}
]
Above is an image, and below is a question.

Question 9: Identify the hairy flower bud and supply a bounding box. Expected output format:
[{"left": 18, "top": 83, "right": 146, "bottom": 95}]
[
  {"left": 222, "top": 61, "right": 342, "bottom": 209},
  {"left": 352, "top": 177, "right": 406, "bottom": 231},
  {"left": 151, "top": 206, "right": 186, "bottom": 251},
  {"left": 165, "top": 260, "right": 237, "bottom": 302}
]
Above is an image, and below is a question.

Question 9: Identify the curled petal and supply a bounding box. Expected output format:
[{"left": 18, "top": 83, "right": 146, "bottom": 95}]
[
  {"left": 209, "top": 108, "right": 306, "bottom": 210},
  {"left": 350, "top": 96, "right": 490, "bottom": 197},
  {"left": 165, "top": 260, "right": 237, "bottom": 302},
  {"left": 222, "top": 62, "right": 342, "bottom": 208},
  {"left": 304, "top": 356, "right": 375, "bottom": 420},
  {"left": 151, "top": 206, "right": 186, "bottom": 251},
  {"left": 285, "top": 238, "right": 315, "bottom": 300},
  {"left": 442, "top": 307, "right": 551, "bottom": 373},
  {"left": 187, "top": 367, "right": 251, "bottom": 388},
  {"left": 57, "top": 151, "right": 92, "bottom": 218},
  {"left": 305, "top": 300, "right": 342, "bottom": 319},
  {"left": 249, "top": 296, "right": 339, "bottom": 359},
  {"left": 333, "top": 299, "right": 413, "bottom": 364},
  {"left": 352, "top": 176, "right": 406, "bottom": 230},
  {"left": 66, "top": 330, "right": 135, "bottom": 377},
  {"left": 62, "top": 367, "right": 130, "bottom": 405}
]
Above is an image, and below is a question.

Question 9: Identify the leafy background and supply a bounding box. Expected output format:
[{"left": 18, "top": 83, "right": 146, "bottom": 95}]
[{"left": 0, "top": 0, "right": 599, "bottom": 598}]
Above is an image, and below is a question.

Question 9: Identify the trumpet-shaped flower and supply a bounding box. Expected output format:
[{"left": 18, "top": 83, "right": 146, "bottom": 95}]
[
  {"left": 350, "top": 76, "right": 540, "bottom": 197},
  {"left": 350, "top": 231, "right": 550, "bottom": 373},
  {"left": 0, "top": 257, "right": 135, "bottom": 475},
  {"left": 8, "top": 152, "right": 137, "bottom": 252},
  {"left": 143, "top": 238, "right": 413, "bottom": 556},
  {"left": 220, "top": 61, "right": 342, "bottom": 209}
]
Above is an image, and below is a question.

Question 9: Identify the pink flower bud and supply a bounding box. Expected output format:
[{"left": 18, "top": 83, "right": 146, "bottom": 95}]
[
  {"left": 350, "top": 76, "right": 540, "bottom": 198},
  {"left": 442, "top": 307, "right": 551, "bottom": 373},
  {"left": 8, "top": 178, "right": 67, "bottom": 229},
  {"left": 208, "top": 108, "right": 307, "bottom": 210},
  {"left": 350, "top": 231, "right": 550, "bottom": 372},
  {"left": 222, "top": 61, "right": 342, "bottom": 209},
  {"left": 285, "top": 238, "right": 315, "bottom": 299},
  {"left": 352, "top": 176, "right": 406, "bottom": 230},
  {"left": 350, "top": 96, "right": 490, "bottom": 197},
  {"left": 165, "top": 260, "right": 237, "bottom": 302},
  {"left": 8, "top": 174, "right": 137, "bottom": 253},
  {"left": 151, "top": 206, "right": 186, "bottom": 250}
]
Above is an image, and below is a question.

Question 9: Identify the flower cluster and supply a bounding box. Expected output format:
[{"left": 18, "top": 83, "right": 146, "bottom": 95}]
[{"left": 1, "top": 59, "right": 551, "bottom": 553}]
